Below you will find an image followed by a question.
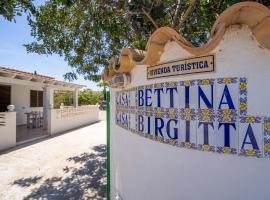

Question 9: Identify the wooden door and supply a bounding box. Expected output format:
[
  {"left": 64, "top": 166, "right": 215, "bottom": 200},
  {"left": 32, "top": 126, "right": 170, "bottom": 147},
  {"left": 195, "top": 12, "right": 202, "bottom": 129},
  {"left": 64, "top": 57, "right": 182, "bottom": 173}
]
[{"left": 0, "top": 85, "right": 11, "bottom": 112}]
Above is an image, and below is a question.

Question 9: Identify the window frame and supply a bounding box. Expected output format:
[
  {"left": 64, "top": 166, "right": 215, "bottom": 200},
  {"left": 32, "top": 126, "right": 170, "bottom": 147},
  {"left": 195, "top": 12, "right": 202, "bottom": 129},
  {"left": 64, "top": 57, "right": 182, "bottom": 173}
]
[{"left": 30, "top": 90, "right": 43, "bottom": 108}]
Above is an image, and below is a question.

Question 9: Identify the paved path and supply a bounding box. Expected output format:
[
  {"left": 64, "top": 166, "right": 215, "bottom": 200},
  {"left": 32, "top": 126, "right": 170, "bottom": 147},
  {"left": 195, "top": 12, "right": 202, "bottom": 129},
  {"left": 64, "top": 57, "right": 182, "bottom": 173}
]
[{"left": 0, "top": 117, "right": 106, "bottom": 200}]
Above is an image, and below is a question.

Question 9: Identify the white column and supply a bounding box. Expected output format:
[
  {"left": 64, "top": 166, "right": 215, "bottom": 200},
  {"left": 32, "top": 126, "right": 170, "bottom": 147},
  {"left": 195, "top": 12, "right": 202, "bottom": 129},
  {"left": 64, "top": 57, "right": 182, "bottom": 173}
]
[
  {"left": 73, "top": 88, "right": 79, "bottom": 108},
  {"left": 43, "top": 86, "right": 54, "bottom": 132}
]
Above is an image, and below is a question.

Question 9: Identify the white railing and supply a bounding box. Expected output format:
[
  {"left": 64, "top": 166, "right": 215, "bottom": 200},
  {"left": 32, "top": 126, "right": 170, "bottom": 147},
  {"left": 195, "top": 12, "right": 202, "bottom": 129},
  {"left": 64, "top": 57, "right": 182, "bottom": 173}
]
[
  {"left": 0, "top": 112, "right": 16, "bottom": 151},
  {"left": 48, "top": 105, "right": 99, "bottom": 135},
  {"left": 56, "top": 105, "right": 98, "bottom": 119}
]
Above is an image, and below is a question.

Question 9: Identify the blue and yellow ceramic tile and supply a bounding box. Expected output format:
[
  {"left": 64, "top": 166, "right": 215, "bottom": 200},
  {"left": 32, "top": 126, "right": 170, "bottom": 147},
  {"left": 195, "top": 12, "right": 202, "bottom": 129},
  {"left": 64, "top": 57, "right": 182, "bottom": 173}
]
[
  {"left": 197, "top": 109, "right": 216, "bottom": 152},
  {"left": 217, "top": 77, "right": 239, "bottom": 115},
  {"left": 197, "top": 78, "right": 215, "bottom": 86},
  {"left": 154, "top": 107, "right": 165, "bottom": 118},
  {"left": 154, "top": 82, "right": 164, "bottom": 89},
  {"left": 145, "top": 107, "right": 154, "bottom": 117},
  {"left": 153, "top": 135, "right": 165, "bottom": 143},
  {"left": 145, "top": 84, "right": 153, "bottom": 110},
  {"left": 217, "top": 109, "right": 237, "bottom": 118},
  {"left": 197, "top": 144, "right": 216, "bottom": 152},
  {"left": 115, "top": 109, "right": 129, "bottom": 130},
  {"left": 179, "top": 114, "right": 197, "bottom": 149},
  {"left": 198, "top": 108, "right": 215, "bottom": 119},
  {"left": 179, "top": 108, "right": 196, "bottom": 116},
  {"left": 239, "top": 116, "right": 262, "bottom": 158},
  {"left": 240, "top": 116, "right": 261, "bottom": 123},
  {"left": 164, "top": 108, "right": 179, "bottom": 119},
  {"left": 164, "top": 81, "right": 178, "bottom": 88},
  {"left": 179, "top": 80, "right": 196, "bottom": 87},
  {"left": 217, "top": 113, "right": 237, "bottom": 123},
  {"left": 239, "top": 77, "right": 248, "bottom": 116},
  {"left": 264, "top": 117, "right": 270, "bottom": 157},
  {"left": 164, "top": 138, "right": 178, "bottom": 146},
  {"left": 136, "top": 85, "right": 145, "bottom": 110},
  {"left": 217, "top": 77, "right": 238, "bottom": 85},
  {"left": 216, "top": 113, "right": 238, "bottom": 155},
  {"left": 117, "top": 90, "right": 130, "bottom": 110},
  {"left": 198, "top": 112, "right": 215, "bottom": 123}
]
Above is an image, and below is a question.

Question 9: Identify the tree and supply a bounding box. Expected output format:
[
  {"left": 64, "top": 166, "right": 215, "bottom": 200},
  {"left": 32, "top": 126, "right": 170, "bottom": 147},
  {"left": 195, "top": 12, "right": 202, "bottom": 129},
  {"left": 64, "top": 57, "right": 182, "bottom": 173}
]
[
  {"left": 54, "top": 90, "right": 74, "bottom": 108},
  {"left": 25, "top": 0, "right": 270, "bottom": 82},
  {"left": 0, "top": 0, "right": 35, "bottom": 21},
  {"left": 97, "top": 81, "right": 108, "bottom": 100},
  {"left": 79, "top": 89, "right": 103, "bottom": 105}
]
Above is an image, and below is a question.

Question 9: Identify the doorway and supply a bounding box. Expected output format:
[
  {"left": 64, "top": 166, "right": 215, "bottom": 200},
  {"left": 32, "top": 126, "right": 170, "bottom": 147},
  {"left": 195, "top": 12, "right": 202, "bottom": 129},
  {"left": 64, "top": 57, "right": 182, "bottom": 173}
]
[{"left": 0, "top": 85, "right": 11, "bottom": 112}]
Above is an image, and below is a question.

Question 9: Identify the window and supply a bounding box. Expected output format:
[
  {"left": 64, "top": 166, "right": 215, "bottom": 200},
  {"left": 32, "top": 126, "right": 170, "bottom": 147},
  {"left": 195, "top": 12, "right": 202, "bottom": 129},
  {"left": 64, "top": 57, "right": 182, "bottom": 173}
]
[
  {"left": 0, "top": 85, "right": 11, "bottom": 112},
  {"left": 30, "top": 90, "right": 43, "bottom": 107}
]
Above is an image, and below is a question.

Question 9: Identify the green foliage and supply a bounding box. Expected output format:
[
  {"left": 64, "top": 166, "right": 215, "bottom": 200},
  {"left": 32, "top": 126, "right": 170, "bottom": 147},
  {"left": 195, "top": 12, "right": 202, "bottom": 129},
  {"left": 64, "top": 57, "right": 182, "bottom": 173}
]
[
  {"left": 25, "top": 0, "right": 270, "bottom": 81},
  {"left": 54, "top": 90, "right": 73, "bottom": 108},
  {"left": 97, "top": 81, "right": 108, "bottom": 100},
  {"left": 0, "top": 0, "right": 35, "bottom": 21},
  {"left": 79, "top": 89, "right": 104, "bottom": 105}
]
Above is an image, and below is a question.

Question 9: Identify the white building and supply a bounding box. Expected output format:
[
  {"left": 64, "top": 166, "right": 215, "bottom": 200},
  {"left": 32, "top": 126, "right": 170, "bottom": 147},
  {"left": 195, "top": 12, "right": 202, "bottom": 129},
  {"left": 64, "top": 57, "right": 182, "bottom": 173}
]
[
  {"left": 103, "top": 2, "right": 270, "bottom": 200},
  {"left": 0, "top": 67, "right": 99, "bottom": 151}
]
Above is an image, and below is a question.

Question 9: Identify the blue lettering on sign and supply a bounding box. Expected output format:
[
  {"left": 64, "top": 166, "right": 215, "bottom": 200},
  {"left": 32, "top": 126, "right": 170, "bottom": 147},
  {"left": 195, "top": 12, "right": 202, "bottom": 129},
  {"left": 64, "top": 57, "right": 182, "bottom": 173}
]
[
  {"left": 218, "top": 85, "right": 235, "bottom": 109},
  {"left": 115, "top": 77, "right": 268, "bottom": 158},
  {"left": 154, "top": 88, "right": 164, "bottom": 107},
  {"left": 166, "top": 87, "right": 178, "bottom": 108},
  {"left": 218, "top": 123, "right": 236, "bottom": 147},
  {"left": 145, "top": 88, "right": 152, "bottom": 107},
  {"left": 198, "top": 85, "right": 214, "bottom": 109},
  {"left": 138, "top": 89, "right": 144, "bottom": 107},
  {"left": 241, "top": 124, "right": 259, "bottom": 150}
]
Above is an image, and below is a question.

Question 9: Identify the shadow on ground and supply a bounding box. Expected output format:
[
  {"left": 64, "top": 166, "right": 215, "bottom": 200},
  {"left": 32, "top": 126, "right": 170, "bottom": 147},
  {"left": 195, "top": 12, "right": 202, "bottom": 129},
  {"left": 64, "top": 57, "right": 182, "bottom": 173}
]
[
  {"left": 13, "top": 144, "right": 106, "bottom": 200},
  {"left": 13, "top": 176, "right": 42, "bottom": 187}
]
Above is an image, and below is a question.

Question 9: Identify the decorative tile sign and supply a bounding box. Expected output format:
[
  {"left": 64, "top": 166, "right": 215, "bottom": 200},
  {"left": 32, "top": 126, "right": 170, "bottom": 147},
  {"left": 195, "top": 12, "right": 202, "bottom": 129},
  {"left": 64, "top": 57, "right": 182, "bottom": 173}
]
[
  {"left": 115, "top": 77, "right": 270, "bottom": 158},
  {"left": 147, "top": 55, "right": 215, "bottom": 80}
]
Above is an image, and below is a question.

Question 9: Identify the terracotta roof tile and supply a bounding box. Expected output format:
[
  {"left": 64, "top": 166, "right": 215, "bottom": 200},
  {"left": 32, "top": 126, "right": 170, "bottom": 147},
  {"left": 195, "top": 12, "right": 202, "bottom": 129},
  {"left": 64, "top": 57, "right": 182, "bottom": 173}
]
[{"left": 0, "top": 66, "right": 55, "bottom": 80}]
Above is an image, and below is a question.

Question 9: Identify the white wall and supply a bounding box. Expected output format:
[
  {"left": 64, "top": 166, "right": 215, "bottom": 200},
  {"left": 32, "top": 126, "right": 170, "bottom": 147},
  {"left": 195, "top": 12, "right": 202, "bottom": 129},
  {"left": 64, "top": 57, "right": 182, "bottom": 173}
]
[
  {"left": 110, "top": 25, "right": 270, "bottom": 200},
  {"left": 0, "top": 112, "right": 16, "bottom": 151},
  {"left": 11, "top": 84, "right": 43, "bottom": 125},
  {"left": 48, "top": 105, "right": 99, "bottom": 135}
]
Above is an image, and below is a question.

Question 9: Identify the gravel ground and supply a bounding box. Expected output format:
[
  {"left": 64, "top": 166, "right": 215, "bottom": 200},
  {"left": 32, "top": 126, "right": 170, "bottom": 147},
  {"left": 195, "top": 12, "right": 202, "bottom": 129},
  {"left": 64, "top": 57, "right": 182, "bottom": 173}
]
[{"left": 0, "top": 111, "right": 106, "bottom": 200}]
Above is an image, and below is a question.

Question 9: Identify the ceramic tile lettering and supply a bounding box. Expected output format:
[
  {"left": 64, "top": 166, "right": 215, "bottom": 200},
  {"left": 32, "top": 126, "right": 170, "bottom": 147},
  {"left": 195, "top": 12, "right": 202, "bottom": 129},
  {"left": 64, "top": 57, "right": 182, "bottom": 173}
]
[
  {"left": 116, "top": 109, "right": 129, "bottom": 130},
  {"left": 179, "top": 112, "right": 197, "bottom": 149},
  {"left": 239, "top": 116, "right": 263, "bottom": 157},
  {"left": 216, "top": 77, "right": 239, "bottom": 113},
  {"left": 197, "top": 79, "right": 216, "bottom": 112},
  {"left": 216, "top": 114, "right": 238, "bottom": 154},
  {"left": 119, "top": 90, "right": 129, "bottom": 109},
  {"left": 179, "top": 80, "right": 197, "bottom": 111},
  {"left": 157, "top": 117, "right": 179, "bottom": 146},
  {"left": 136, "top": 111, "right": 155, "bottom": 138},
  {"left": 263, "top": 117, "right": 270, "bottom": 157},
  {"left": 136, "top": 85, "right": 145, "bottom": 110},
  {"left": 114, "top": 76, "right": 269, "bottom": 159},
  {"left": 162, "top": 81, "right": 180, "bottom": 110},
  {"left": 197, "top": 112, "right": 216, "bottom": 152},
  {"left": 152, "top": 82, "right": 165, "bottom": 108}
]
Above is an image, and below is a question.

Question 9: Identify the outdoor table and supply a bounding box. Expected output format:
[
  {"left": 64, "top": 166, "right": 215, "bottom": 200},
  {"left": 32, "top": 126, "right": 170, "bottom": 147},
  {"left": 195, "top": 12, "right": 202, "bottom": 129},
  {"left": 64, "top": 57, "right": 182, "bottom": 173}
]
[{"left": 25, "top": 112, "right": 43, "bottom": 128}]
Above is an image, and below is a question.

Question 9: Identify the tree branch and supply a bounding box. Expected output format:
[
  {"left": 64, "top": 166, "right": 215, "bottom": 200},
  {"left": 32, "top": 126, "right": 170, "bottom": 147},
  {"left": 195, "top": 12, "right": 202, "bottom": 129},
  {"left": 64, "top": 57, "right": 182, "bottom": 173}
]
[
  {"left": 172, "top": 0, "right": 181, "bottom": 28},
  {"left": 141, "top": 8, "right": 158, "bottom": 29},
  {"left": 179, "top": 0, "right": 197, "bottom": 27}
]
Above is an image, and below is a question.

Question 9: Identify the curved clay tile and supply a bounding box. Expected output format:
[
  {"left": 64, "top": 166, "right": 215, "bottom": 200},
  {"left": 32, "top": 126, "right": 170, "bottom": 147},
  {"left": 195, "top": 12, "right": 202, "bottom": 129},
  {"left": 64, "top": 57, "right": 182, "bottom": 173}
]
[{"left": 103, "top": 2, "right": 270, "bottom": 81}]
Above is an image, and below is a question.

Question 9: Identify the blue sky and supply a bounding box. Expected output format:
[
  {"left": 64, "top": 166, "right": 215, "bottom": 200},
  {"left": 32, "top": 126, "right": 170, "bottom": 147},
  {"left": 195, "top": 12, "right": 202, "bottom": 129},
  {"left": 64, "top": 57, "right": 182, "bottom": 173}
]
[{"left": 0, "top": 1, "right": 100, "bottom": 90}]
